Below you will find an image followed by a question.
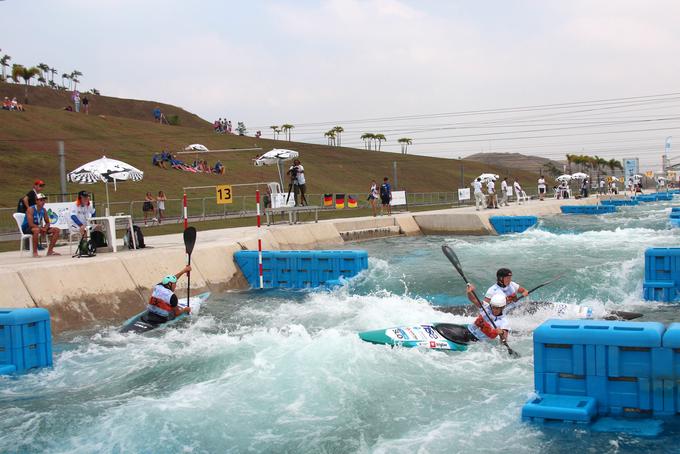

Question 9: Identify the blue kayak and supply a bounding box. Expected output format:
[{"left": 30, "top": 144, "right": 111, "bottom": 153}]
[
  {"left": 120, "top": 292, "right": 211, "bottom": 334},
  {"left": 359, "top": 323, "right": 470, "bottom": 351}
]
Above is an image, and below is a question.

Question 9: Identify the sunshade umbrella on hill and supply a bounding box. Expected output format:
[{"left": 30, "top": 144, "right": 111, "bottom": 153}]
[
  {"left": 67, "top": 155, "right": 144, "bottom": 215},
  {"left": 556, "top": 174, "right": 572, "bottom": 182},
  {"left": 254, "top": 149, "right": 300, "bottom": 188},
  {"left": 476, "top": 173, "right": 499, "bottom": 183},
  {"left": 571, "top": 172, "right": 589, "bottom": 180},
  {"left": 185, "top": 144, "right": 209, "bottom": 152}
]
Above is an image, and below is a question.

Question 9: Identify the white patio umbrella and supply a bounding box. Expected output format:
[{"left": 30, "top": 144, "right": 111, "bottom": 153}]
[
  {"left": 571, "top": 172, "right": 588, "bottom": 180},
  {"left": 556, "top": 174, "right": 572, "bottom": 182},
  {"left": 67, "top": 155, "right": 144, "bottom": 215},
  {"left": 610, "top": 176, "right": 621, "bottom": 182},
  {"left": 476, "top": 173, "right": 499, "bottom": 182},
  {"left": 254, "top": 149, "right": 300, "bottom": 188},
  {"left": 185, "top": 144, "right": 209, "bottom": 152}
]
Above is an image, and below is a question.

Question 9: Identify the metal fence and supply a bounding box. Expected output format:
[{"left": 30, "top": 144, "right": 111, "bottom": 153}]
[{"left": 0, "top": 189, "right": 516, "bottom": 240}]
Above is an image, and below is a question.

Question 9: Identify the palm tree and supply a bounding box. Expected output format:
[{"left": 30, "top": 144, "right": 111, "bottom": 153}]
[
  {"left": 607, "top": 158, "right": 623, "bottom": 176},
  {"left": 324, "top": 130, "right": 336, "bottom": 146},
  {"left": 361, "top": 133, "right": 374, "bottom": 150},
  {"left": 374, "top": 133, "right": 386, "bottom": 151},
  {"left": 49, "top": 67, "right": 57, "bottom": 86},
  {"left": 280, "top": 124, "right": 294, "bottom": 141},
  {"left": 1, "top": 54, "right": 12, "bottom": 82},
  {"left": 61, "top": 73, "right": 71, "bottom": 89},
  {"left": 333, "top": 126, "right": 344, "bottom": 147},
  {"left": 565, "top": 154, "right": 574, "bottom": 174},
  {"left": 70, "top": 70, "right": 83, "bottom": 91},
  {"left": 12, "top": 64, "right": 40, "bottom": 104},
  {"left": 37, "top": 63, "right": 49, "bottom": 85},
  {"left": 398, "top": 137, "right": 413, "bottom": 154},
  {"left": 270, "top": 125, "right": 280, "bottom": 140}
]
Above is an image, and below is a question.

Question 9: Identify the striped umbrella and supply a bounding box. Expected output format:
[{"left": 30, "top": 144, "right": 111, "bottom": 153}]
[{"left": 67, "top": 156, "right": 144, "bottom": 214}]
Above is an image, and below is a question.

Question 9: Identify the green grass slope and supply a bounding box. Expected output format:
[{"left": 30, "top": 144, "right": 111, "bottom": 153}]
[{"left": 0, "top": 101, "right": 541, "bottom": 209}]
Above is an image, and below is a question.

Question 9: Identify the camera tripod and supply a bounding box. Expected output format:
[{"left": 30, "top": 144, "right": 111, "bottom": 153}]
[{"left": 285, "top": 179, "right": 307, "bottom": 206}]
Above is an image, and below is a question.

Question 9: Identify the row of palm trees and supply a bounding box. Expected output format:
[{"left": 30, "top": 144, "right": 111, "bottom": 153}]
[
  {"left": 270, "top": 124, "right": 295, "bottom": 141},
  {"left": 323, "top": 126, "right": 344, "bottom": 146},
  {"left": 565, "top": 154, "right": 623, "bottom": 177}
]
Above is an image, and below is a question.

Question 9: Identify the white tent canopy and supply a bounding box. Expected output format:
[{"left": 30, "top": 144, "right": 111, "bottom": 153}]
[
  {"left": 67, "top": 155, "right": 144, "bottom": 215},
  {"left": 556, "top": 174, "right": 572, "bottom": 182},
  {"left": 476, "top": 173, "right": 499, "bottom": 182},
  {"left": 254, "top": 149, "right": 300, "bottom": 187},
  {"left": 571, "top": 172, "right": 588, "bottom": 180},
  {"left": 185, "top": 144, "right": 209, "bottom": 152}
]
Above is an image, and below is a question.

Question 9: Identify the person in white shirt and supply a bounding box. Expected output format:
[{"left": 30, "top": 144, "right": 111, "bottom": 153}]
[
  {"left": 473, "top": 178, "right": 485, "bottom": 211},
  {"left": 484, "top": 268, "right": 529, "bottom": 304},
  {"left": 610, "top": 180, "right": 618, "bottom": 195},
  {"left": 537, "top": 177, "right": 546, "bottom": 201},
  {"left": 513, "top": 180, "right": 523, "bottom": 205},
  {"left": 500, "top": 177, "right": 509, "bottom": 206},
  {"left": 288, "top": 159, "right": 307, "bottom": 206},
  {"left": 69, "top": 191, "right": 97, "bottom": 239},
  {"left": 486, "top": 179, "right": 498, "bottom": 209},
  {"left": 599, "top": 179, "right": 606, "bottom": 194}
]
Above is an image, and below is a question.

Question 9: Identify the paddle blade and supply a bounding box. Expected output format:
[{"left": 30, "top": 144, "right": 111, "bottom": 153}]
[
  {"left": 503, "top": 342, "right": 521, "bottom": 358},
  {"left": 183, "top": 227, "right": 197, "bottom": 255},
  {"left": 441, "top": 244, "right": 469, "bottom": 284}
]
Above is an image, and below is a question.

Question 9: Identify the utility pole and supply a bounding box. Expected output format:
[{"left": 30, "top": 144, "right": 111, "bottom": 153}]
[
  {"left": 58, "top": 141, "right": 67, "bottom": 201},
  {"left": 393, "top": 161, "right": 398, "bottom": 190},
  {"left": 458, "top": 157, "right": 464, "bottom": 207}
]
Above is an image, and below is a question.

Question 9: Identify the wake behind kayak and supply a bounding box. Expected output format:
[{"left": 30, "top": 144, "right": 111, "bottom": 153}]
[{"left": 120, "top": 292, "right": 211, "bottom": 334}]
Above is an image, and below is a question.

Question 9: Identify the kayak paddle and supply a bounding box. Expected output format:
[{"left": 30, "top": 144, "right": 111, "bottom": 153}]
[
  {"left": 183, "top": 226, "right": 197, "bottom": 306},
  {"left": 441, "top": 244, "right": 520, "bottom": 358},
  {"left": 514, "top": 273, "right": 567, "bottom": 303}
]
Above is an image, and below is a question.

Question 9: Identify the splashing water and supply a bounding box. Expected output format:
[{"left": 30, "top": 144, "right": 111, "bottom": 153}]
[{"left": 2, "top": 201, "right": 680, "bottom": 453}]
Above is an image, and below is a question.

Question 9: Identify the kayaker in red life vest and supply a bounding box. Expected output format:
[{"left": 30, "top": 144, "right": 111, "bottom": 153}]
[
  {"left": 465, "top": 285, "right": 511, "bottom": 343},
  {"left": 483, "top": 268, "right": 529, "bottom": 304},
  {"left": 143, "top": 265, "right": 192, "bottom": 324}
]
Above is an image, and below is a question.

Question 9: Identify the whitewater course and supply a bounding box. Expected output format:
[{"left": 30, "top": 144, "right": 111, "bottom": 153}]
[{"left": 2, "top": 196, "right": 680, "bottom": 453}]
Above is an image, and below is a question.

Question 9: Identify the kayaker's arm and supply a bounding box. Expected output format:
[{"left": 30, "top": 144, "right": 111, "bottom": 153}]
[
  {"left": 466, "top": 283, "right": 483, "bottom": 308},
  {"left": 174, "top": 265, "right": 192, "bottom": 281}
]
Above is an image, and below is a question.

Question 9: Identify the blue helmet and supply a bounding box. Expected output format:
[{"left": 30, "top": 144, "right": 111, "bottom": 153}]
[{"left": 162, "top": 275, "right": 177, "bottom": 285}]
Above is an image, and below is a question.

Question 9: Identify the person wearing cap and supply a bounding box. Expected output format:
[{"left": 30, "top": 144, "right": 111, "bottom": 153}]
[
  {"left": 484, "top": 268, "right": 529, "bottom": 304},
  {"left": 473, "top": 177, "right": 485, "bottom": 211},
  {"left": 143, "top": 265, "right": 192, "bottom": 324},
  {"left": 21, "top": 193, "right": 60, "bottom": 257},
  {"left": 18, "top": 179, "right": 46, "bottom": 214},
  {"left": 463, "top": 287, "right": 512, "bottom": 343},
  {"left": 69, "top": 191, "right": 98, "bottom": 239}
]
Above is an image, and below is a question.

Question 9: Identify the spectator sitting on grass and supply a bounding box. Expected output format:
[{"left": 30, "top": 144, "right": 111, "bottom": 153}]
[
  {"left": 2, "top": 97, "right": 11, "bottom": 110},
  {"left": 152, "top": 153, "right": 162, "bottom": 168},
  {"left": 214, "top": 161, "right": 225, "bottom": 175}
]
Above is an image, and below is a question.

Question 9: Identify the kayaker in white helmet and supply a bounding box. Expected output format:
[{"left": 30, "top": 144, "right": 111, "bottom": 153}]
[{"left": 464, "top": 286, "right": 512, "bottom": 343}]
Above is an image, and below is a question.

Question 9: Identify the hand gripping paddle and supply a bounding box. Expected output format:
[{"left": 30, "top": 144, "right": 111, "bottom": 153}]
[{"left": 183, "top": 227, "right": 197, "bottom": 306}]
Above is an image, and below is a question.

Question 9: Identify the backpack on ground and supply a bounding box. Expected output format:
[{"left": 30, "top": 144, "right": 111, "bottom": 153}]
[
  {"left": 91, "top": 230, "right": 108, "bottom": 248},
  {"left": 125, "top": 225, "right": 146, "bottom": 249},
  {"left": 73, "top": 238, "right": 96, "bottom": 258}
]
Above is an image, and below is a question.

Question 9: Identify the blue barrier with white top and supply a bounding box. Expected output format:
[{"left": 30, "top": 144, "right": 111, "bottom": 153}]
[
  {"left": 489, "top": 216, "right": 538, "bottom": 235},
  {"left": 599, "top": 199, "right": 639, "bottom": 206},
  {"left": 560, "top": 205, "right": 617, "bottom": 215}
]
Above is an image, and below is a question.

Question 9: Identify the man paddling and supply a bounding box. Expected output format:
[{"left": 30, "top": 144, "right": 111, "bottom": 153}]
[
  {"left": 143, "top": 265, "right": 192, "bottom": 324},
  {"left": 484, "top": 268, "right": 529, "bottom": 304}
]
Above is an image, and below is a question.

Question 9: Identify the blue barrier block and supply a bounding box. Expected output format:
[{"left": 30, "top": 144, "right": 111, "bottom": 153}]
[
  {"left": 643, "top": 281, "right": 676, "bottom": 302},
  {"left": 489, "top": 216, "right": 538, "bottom": 235},
  {"left": 657, "top": 193, "right": 674, "bottom": 201},
  {"left": 644, "top": 249, "right": 680, "bottom": 303},
  {"left": 522, "top": 394, "right": 597, "bottom": 423},
  {"left": 0, "top": 308, "right": 52, "bottom": 374},
  {"left": 671, "top": 207, "right": 680, "bottom": 213},
  {"left": 600, "top": 199, "right": 639, "bottom": 206},
  {"left": 560, "top": 205, "right": 617, "bottom": 215},
  {"left": 234, "top": 250, "right": 369, "bottom": 289}
]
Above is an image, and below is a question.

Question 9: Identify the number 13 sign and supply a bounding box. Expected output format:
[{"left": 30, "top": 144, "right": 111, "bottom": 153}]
[{"left": 216, "top": 185, "right": 233, "bottom": 204}]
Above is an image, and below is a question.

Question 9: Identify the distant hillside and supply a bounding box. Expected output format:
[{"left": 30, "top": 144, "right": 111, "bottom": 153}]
[
  {"left": 0, "top": 82, "right": 209, "bottom": 129},
  {"left": 464, "top": 152, "right": 565, "bottom": 175},
  {"left": 0, "top": 99, "right": 542, "bottom": 209}
]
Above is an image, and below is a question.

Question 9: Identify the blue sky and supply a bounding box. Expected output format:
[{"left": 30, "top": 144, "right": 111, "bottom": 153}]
[{"left": 4, "top": 0, "right": 680, "bottom": 170}]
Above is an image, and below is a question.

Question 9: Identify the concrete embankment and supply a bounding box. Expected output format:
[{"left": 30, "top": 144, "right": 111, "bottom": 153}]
[{"left": 0, "top": 197, "right": 596, "bottom": 334}]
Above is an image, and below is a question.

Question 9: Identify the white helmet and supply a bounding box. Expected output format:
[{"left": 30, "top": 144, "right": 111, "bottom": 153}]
[{"left": 490, "top": 293, "right": 507, "bottom": 308}]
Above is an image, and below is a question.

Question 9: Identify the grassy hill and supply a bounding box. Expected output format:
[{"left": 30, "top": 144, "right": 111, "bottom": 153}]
[
  {"left": 0, "top": 87, "right": 542, "bottom": 209},
  {"left": 465, "top": 152, "right": 565, "bottom": 175}
]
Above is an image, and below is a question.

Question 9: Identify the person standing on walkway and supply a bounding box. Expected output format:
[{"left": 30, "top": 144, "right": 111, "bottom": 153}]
[
  {"left": 143, "top": 192, "right": 156, "bottom": 226},
  {"left": 513, "top": 180, "right": 523, "bottom": 205},
  {"left": 380, "top": 177, "right": 392, "bottom": 215},
  {"left": 599, "top": 178, "right": 606, "bottom": 194},
  {"left": 473, "top": 178, "right": 485, "bottom": 211},
  {"left": 486, "top": 178, "right": 499, "bottom": 209},
  {"left": 368, "top": 180, "right": 379, "bottom": 217},
  {"left": 537, "top": 176, "right": 546, "bottom": 201},
  {"left": 500, "top": 177, "right": 509, "bottom": 206},
  {"left": 156, "top": 191, "right": 167, "bottom": 224}
]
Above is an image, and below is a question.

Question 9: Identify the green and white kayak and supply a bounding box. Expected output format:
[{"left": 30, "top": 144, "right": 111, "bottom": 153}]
[
  {"left": 120, "top": 292, "right": 211, "bottom": 334},
  {"left": 359, "top": 323, "right": 470, "bottom": 352}
]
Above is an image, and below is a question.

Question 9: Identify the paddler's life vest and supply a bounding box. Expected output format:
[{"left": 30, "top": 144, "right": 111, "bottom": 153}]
[
  {"left": 473, "top": 315, "right": 499, "bottom": 339},
  {"left": 467, "top": 302, "right": 509, "bottom": 342},
  {"left": 147, "top": 284, "right": 175, "bottom": 319}
]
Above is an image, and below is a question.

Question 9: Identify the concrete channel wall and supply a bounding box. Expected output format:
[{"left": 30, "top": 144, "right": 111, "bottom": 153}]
[{"left": 0, "top": 197, "right": 595, "bottom": 334}]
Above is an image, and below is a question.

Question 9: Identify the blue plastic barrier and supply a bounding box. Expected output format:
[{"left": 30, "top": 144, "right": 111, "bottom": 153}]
[
  {"left": 234, "top": 250, "right": 369, "bottom": 289},
  {"left": 657, "top": 193, "right": 674, "bottom": 201},
  {"left": 0, "top": 308, "right": 52, "bottom": 375},
  {"left": 489, "top": 216, "right": 538, "bottom": 235},
  {"left": 599, "top": 199, "right": 639, "bottom": 206},
  {"left": 522, "top": 394, "right": 597, "bottom": 424},
  {"left": 643, "top": 248, "right": 680, "bottom": 302},
  {"left": 635, "top": 194, "right": 658, "bottom": 202},
  {"left": 560, "top": 205, "right": 617, "bottom": 215},
  {"left": 672, "top": 207, "right": 680, "bottom": 213}
]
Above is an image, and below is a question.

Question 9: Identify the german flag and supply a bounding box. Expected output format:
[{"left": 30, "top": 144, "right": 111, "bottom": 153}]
[
  {"left": 335, "top": 193, "right": 345, "bottom": 209},
  {"left": 347, "top": 195, "right": 357, "bottom": 208},
  {"left": 323, "top": 194, "right": 333, "bottom": 207}
]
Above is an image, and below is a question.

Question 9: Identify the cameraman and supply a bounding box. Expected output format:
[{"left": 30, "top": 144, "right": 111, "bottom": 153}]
[{"left": 288, "top": 159, "right": 307, "bottom": 206}]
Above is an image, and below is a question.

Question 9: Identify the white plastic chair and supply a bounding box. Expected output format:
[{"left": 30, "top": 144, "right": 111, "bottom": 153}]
[{"left": 13, "top": 213, "right": 33, "bottom": 256}]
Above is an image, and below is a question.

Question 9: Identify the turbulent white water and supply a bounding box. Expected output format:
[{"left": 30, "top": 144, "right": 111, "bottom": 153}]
[{"left": 2, "top": 200, "right": 680, "bottom": 453}]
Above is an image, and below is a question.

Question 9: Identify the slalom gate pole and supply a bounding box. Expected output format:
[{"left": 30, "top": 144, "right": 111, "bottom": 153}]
[
  {"left": 256, "top": 189, "right": 263, "bottom": 289},
  {"left": 183, "top": 192, "right": 188, "bottom": 229}
]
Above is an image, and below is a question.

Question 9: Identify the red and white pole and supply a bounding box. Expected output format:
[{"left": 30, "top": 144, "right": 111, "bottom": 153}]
[
  {"left": 256, "top": 189, "right": 263, "bottom": 289},
  {"left": 183, "top": 192, "right": 188, "bottom": 229}
]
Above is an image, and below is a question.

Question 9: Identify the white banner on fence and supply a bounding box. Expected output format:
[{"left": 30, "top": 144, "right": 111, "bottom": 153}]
[
  {"left": 44, "top": 202, "right": 75, "bottom": 230},
  {"left": 271, "top": 193, "right": 296, "bottom": 208},
  {"left": 390, "top": 191, "right": 407, "bottom": 206},
  {"left": 457, "top": 188, "right": 470, "bottom": 201}
]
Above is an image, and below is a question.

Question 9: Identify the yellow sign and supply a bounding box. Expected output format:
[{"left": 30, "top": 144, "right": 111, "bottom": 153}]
[
  {"left": 645, "top": 171, "right": 654, "bottom": 178},
  {"left": 216, "top": 184, "right": 233, "bottom": 204}
]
